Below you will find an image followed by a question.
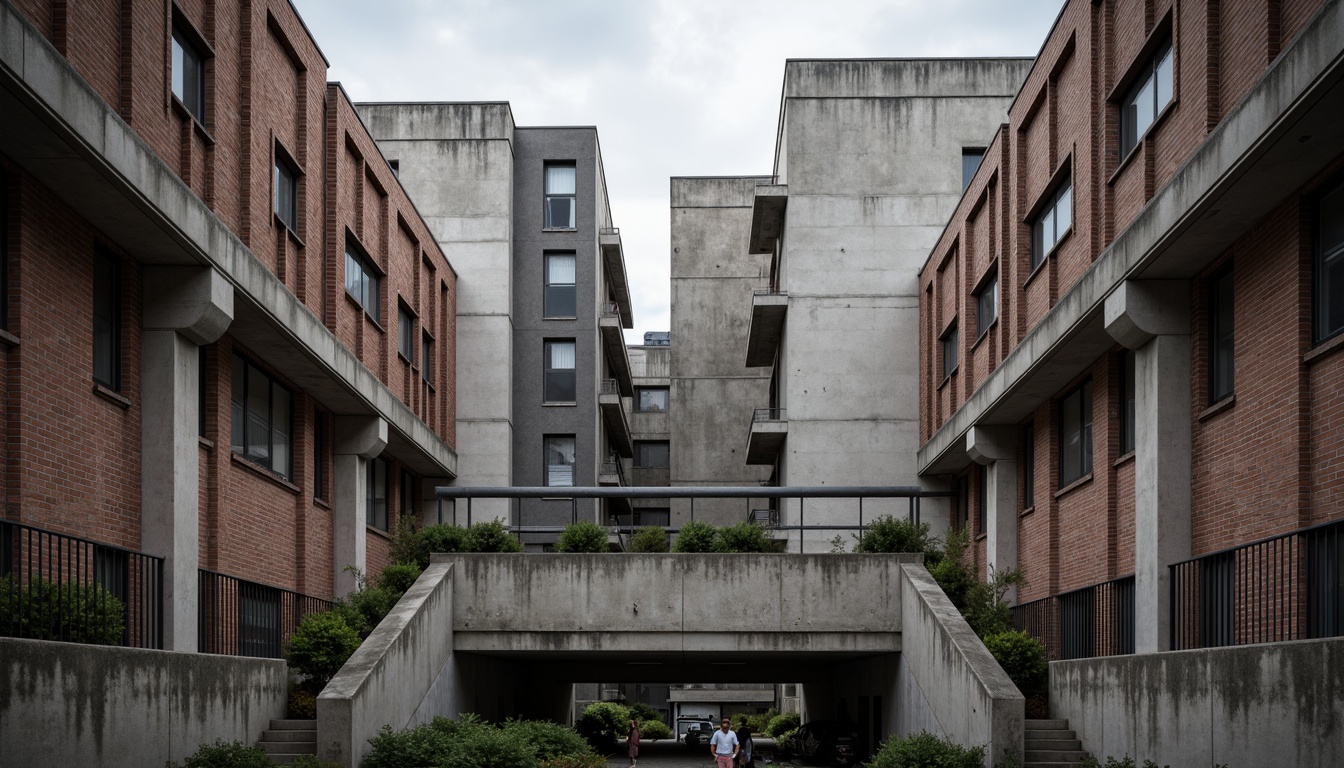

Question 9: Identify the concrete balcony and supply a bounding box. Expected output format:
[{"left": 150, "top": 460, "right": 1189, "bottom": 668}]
[
  {"left": 748, "top": 184, "right": 787, "bottom": 255},
  {"left": 599, "top": 228, "right": 634, "bottom": 329},
  {"left": 599, "top": 379, "right": 633, "bottom": 458},
  {"left": 599, "top": 303, "right": 635, "bottom": 396},
  {"left": 746, "top": 290, "right": 788, "bottom": 367},
  {"left": 745, "top": 408, "right": 788, "bottom": 465},
  {"left": 598, "top": 454, "right": 627, "bottom": 487}
]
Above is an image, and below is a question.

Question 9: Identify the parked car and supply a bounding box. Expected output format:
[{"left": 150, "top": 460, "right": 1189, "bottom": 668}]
[
  {"left": 682, "top": 721, "right": 715, "bottom": 747},
  {"left": 777, "top": 720, "right": 860, "bottom": 766}
]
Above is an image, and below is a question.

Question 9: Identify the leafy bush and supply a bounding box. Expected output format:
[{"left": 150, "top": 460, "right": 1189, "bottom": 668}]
[
  {"left": 367, "top": 715, "right": 547, "bottom": 768},
  {"left": 500, "top": 719, "right": 590, "bottom": 760},
  {"left": 331, "top": 581, "right": 398, "bottom": 638},
  {"left": 672, "top": 521, "right": 716, "bottom": 553},
  {"left": 168, "top": 739, "right": 274, "bottom": 768},
  {"left": 746, "top": 708, "right": 777, "bottom": 734},
  {"left": 713, "top": 522, "right": 771, "bottom": 553},
  {"left": 574, "top": 701, "right": 630, "bottom": 748},
  {"left": 285, "top": 610, "right": 361, "bottom": 691},
  {"left": 466, "top": 520, "right": 524, "bottom": 553},
  {"left": 376, "top": 562, "right": 423, "bottom": 595},
  {"left": 289, "top": 757, "right": 342, "bottom": 768},
  {"left": 393, "top": 521, "right": 471, "bottom": 568},
  {"left": 556, "top": 521, "right": 609, "bottom": 553},
  {"left": 982, "top": 630, "right": 1048, "bottom": 698},
  {"left": 629, "top": 526, "right": 669, "bottom": 553},
  {"left": 853, "top": 515, "right": 937, "bottom": 556},
  {"left": 962, "top": 567, "right": 1025, "bottom": 637},
  {"left": 437, "top": 722, "right": 539, "bottom": 768},
  {"left": 541, "top": 756, "right": 606, "bottom": 768},
  {"left": 928, "top": 528, "right": 975, "bottom": 611},
  {"left": 638, "top": 719, "right": 673, "bottom": 740},
  {"left": 868, "top": 730, "right": 986, "bottom": 768},
  {"left": 628, "top": 702, "right": 659, "bottom": 722},
  {"left": 364, "top": 721, "right": 457, "bottom": 768},
  {"left": 765, "top": 712, "right": 799, "bottom": 738},
  {"left": 287, "top": 680, "right": 317, "bottom": 719},
  {"left": 0, "top": 575, "right": 126, "bottom": 645}
]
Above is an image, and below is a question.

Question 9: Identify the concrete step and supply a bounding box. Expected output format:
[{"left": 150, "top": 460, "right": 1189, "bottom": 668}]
[
  {"left": 1025, "top": 749, "right": 1087, "bottom": 763},
  {"left": 270, "top": 755, "right": 316, "bottom": 766},
  {"left": 1024, "top": 764, "right": 1089, "bottom": 768},
  {"left": 261, "top": 728, "right": 317, "bottom": 743},
  {"left": 1026, "top": 738, "right": 1082, "bottom": 751},
  {"left": 269, "top": 719, "right": 317, "bottom": 730},
  {"left": 1026, "top": 729, "right": 1076, "bottom": 739},
  {"left": 1025, "top": 718, "right": 1070, "bottom": 730},
  {"left": 258, "top": 741, "right": 317, "bottom": 756}
]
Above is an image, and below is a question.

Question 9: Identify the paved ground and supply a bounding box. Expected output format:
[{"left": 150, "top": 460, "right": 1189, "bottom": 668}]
[{"left": 606, "top": 738, "right": 792, "bottom": 768}]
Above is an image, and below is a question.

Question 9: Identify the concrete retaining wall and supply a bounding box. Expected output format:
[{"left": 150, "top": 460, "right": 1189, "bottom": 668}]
[
  {"left": 1050, "top": 637, "right": 1344, "bottom": 767},
  {"left": 0, "top": 637, "right": 286, "bottom": 767}
]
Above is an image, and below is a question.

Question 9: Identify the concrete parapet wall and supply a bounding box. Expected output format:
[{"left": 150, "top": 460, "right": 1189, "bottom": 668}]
[
  {"left": 0, "top": 637, "right": 285, "bottom": 767},
  {"left": 1050, "top": 637, "right": 1344, "bottom": 767},
  {"left": 318, "top": 562, "right": 456, "bottom": 767}
]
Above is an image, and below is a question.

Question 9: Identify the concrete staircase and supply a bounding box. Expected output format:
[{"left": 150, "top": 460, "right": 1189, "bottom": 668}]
[
  {"left": 1024, "top": 718, "right": 1088, "bottom": 767},
  {"left": 257, "top": 719, "right": 317, "bottom": 765}
]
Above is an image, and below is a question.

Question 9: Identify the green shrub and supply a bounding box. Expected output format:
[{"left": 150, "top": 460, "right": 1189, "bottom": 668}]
[
  {"left": 377, "top": 562, "right": 423, "bottom": 595},
  {"left": 628, "top": 702, "right": 659, "bottom": 722},
  {"left": 638, "top": 719, "right": 673, "bottom": 740},
  {"left": 853, "top": 515, "right": 937, "bottom": 555},
  {"left": 868, "top": 730, "right": 986, "bottom": 768},
  {"left": 393, "top": 521, "right": 471, "bottom": 568},
  {"left": 746, "top": 708, "right": 777, "bottom": 734},
  {"left": 289, "top": 757, "right": 342, "bottom": 768},
  {"left": 555, "top": 521, "right": 609, "bottom": 553},
  {"left": 982, "top": 630, "right": 1048, "bottom": 698},
  {"left": 629, "top": 526, "right": 669, "bottom": 553},
  {"left": 500, "top": 719, "right": 590, "bottom": 760},
  {"left": 713, "top": 522, "right": 771, "bottom": 553},
  {"left": 331, "top": 582, "right": 398, "bottom": 638},
  {"left": 285, "top": 610, "right": 361, "bottom": 691},
  {"left": 388, "top": 517, "right": 426, "bottom": 568},
  {"left": 574, "top": 701, "right": 630, "bottom": 748},
  {"left": 169, "top": 739, "right": 274, "bottom": 768},
  {"left": 363, "top": 721, "right": 456, "bottom": 768},
  {"left": 541, "top": 756, "right": 606, "bottom": 768},
  {"left": 927, "top": 528, "right": 975, "bottom": 611},
  {"left": 672, "top": 521, "right": 716, "bottom": 553},
  {"left": 962, "top": 567, "right": 1026, "bottom": 637},
  {"left": 466, "top": 520, "right": 523, "bottom": 553},
  {"left": 438, "top": 722, "right": 539, "bottom": 768},
  {"left": 0, "top": 575, "right": 126, "bottom": 645},
  {"left": 287, "top": 680, "right": 317, "bottom": 719},
  {"left": 765, "top": 712, "right": 799, "bottom": 738}
]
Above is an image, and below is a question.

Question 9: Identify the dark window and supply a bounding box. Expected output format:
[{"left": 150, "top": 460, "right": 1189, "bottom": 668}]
[
  {"left": 1059, "top": 380, "right": 1094, "bottom": 487},
  {"left": 544, "top": 340, "right": 576, "bottom": 403},
  {"left": 1022, "top": 422, "right": 1035, "bottom": 509},
  {"left": 345, "top": 242, "right": 381, "bottom": 322},
  {"left": 1314, "top": 180, "right": 1344, "bottom": 343},
  {"left": 544, "top": 164, "right": 576, "bottom": 229},
  {"left": 941, "top": 322, "right": 959, "bottom": 380},
  {"left": 1119, "top": 349, "right": 1136, "bottom": 455},
  {"left": 198, "top": 346, "right": 208, "bottom": 436},
  {"left": 635, "top": 441, "right": 670, "bottom": 468},
  {"left": 1031, "top": 177, "right": 1073, "bottom": 271},
  {"left": 367, "top": 456, "right": 388, "bottom": 531},
  {"left": 975, "top": 272, "right": 997, "bottom": 338},
  {"left": 1209, "top": 266, "right": 1234, "bottom": 403},
  {"left": 398, "top": 306, "right": 414, "bottom": 362},
  {"left": 1120, "top": 36, "right": 1174, "bottom": 158},
  {"left": 314, "top": 410, "right": 327, "bottom": 500},
  {"left": 637, "top": 508, "right": 670, "bottom": 527},
  {"left": 230, "top": 353, "right": 293, "bottom": 479},
  {"left": 401, "top": 470, "right": 416, "bottom": 519},
  {"left": 388, "top": 159, "right": 399, "bottom": 178},
  {"left": 171, "top": 24, "right": 206, "bottom": 122},
  {"left": 636, "top": 387, "right": 669, "bottom": 412},
  {"left": 92, "top": 248, "right": 121, "bottom": 389},
  {"left": 545, "top": 435, "right": 576, "bottom": 487},
  {"left": 977, "top": 464, "right": 988, "bottom": 536},
  {"left": 955, "top": 475, "right": 969, "bottom": 531},
  {"left": 274, "top": 150, "right": 298, "bottom": 231},
  {"left": 422, "top": 334, "right": 433, "bottom": 383},
  {"left": 961, "top": 148, "right": 986, "bottom": 191},
  {"left": 0, "top": 172, "right": 8, "bottom": 330},
  {"left": 545, "top": 252, "right": 576, "bottom": 317}
]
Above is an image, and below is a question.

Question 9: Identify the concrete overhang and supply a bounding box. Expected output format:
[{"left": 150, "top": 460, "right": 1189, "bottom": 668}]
[
  {"left": 598, "top": 384, "right": 633, "bottom": 458},
  {"left": 599, "top": 310, "right": 635, "bottom": 396},
  {"left": 0, "top": 3, "right": 456, "bottom": 480},
  {"left": 598, "top": 457, "right": 625, "bottom": 487},
  {"left": 748, "top": 184, "right": 787, "bottom": 255},
  {"left": 452, "top": 632, "right": 902, "bottom": 656},
  {"left": 745, "top": 291, "right": 788, "bottom": 367},
  {"left": 917, "top": 1, "right": 1344, "bottom": 476},
  {"left": 667, "top": 689, "right": 775, "bottom": 704},
  {"left": 600, "top": 228, "right": 634, "bottom": 329},
  {"left": 745, "top": 411, "right": 788, "bottom": 465}
]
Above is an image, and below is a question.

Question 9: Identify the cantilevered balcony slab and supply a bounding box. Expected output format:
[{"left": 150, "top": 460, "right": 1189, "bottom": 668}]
[
  {"left": 598, "top": 455, "right": 627, "bottom": 487},
  {"left": 746, "top": 291, "right": 788, "bottom": 367},
  {"left": 600, "top": 228, "right": 635, "bottom": 329},
  {"left": 599, "top": 304, "right": 635, "bottom": 397},
  {"left": 745, "top": 408, "right": 788, "bottom": 465},
  {"left": 599, "top": 380, "right": 634, "bottom": 458},
  {"left": 748, "top": 184, "right": 788, "bottom": 255}
]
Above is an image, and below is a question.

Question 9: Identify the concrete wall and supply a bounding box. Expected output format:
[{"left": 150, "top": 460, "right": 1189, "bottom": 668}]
[
  {"left": 1050, "top": 637, "right": 1344, "bottom": 768},
  {"left": 0, "top": 637, "right": 286, "bottom": 767}
]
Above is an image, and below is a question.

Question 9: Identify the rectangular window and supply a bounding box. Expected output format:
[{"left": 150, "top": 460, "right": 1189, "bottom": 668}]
[
  {"left": 367, "top": 456, "right": 388, "bottom": 531},
  {"left": 274, "top": 151, "right": 298, "bottom": 231},
  {"left": 636, "top": 387, "right": 669, "bottom": 412},
  {"left": 0, "top": 172, "right": 8, "bottom": 330},
  {"left": 198, "top": 346, "right": 208, "bottom": 437},
  {"left": 544, "top": 164, "right": 576, "bottom": 229},
  {"left": 636, "top": 508, "right": 670, "bottom": 527},
  {"left": 1314, "top": 180, "right": 1344, "bottom": 343},
  {"left": 635, "top": 441, "right": 670, "bottom": 468},
  {"left": 422, "top": 334, "right": 433, "bottom": 383},
  {"left": 941, "top": 322, "right": 959, "bottom": 380},
  {"left": 398, "top": 306, "right": 414, "bottom": 362},
  {"left": 961, "top": 148, "right": 986, "bottom": 192},
  {"left": 955, "top": 475, "right": 969, "bottom": 531},
  {"left": 229, "top": 353, "right": 293, "bottom": 479},
  {"left": 976, "top": 464, "right": 988, "bottom": 536},
  {"left": 401, "top": 470, "right": 416, "bottom": 518},
  {"left": 1209, "top": 266, "right": 1235, "bottom": 403},
  {"left": 171, "top": 24, "right": 206, "bottom": 122},
  {"left": 345, "top": 242, "right": 381, "bottom": 322},
  {"left": 975, "top": 272, "right": 997, "bottom": 338},
  {"left": 1031, "top": 177, "right": 1073, "bottom": 271},
  {"left": 1022, "top": 422, "right": 1035, "bottom": 509},
  {"left": 545, "top": 252, "right": 577, "bottom": 317},
  {"left": 545, "top": 435, "right": 576, "bottom": 487},
  {"left": 1120, "top": 36, "right": 1174, "bottom": 158},
  {"left": 314, "top": 410, "right": 327, "bottom": 500},
  {"left": 92, "top": 248, "right": 121, "bottom": 389},
  {"left": 1059, "top": 380, "right": 1094, "bottom": 487},
  {"left": 543, "top": 340, "right": 576, "bottom": 403},
  {"left": 1119, "top": 349, "right": 1136, "bottom": 455}
]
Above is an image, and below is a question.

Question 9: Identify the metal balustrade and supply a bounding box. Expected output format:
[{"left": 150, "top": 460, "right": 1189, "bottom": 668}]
[
  {"left": 198, "top": 569, "right": 333, "bottom": 658},
  {"left": 1012, "top": 575, "right": 1135, "bottom": 660}
]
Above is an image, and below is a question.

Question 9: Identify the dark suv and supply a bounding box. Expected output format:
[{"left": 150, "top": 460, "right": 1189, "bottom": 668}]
[{"left": 778, "top": 720, "right": 860, "bottom": 766}]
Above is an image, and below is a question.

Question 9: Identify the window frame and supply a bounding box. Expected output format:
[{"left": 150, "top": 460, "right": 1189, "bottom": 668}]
[
  {"left": 544, "top": 251, "right": 578, "bottom": 318},
  {"left": 1313, "top": 177, "right": 1344, "bottom": 345},
  {"left": 961, "top": 148, "right": 986, "bottom": 192},
  {"left": 92, "top": 247, "right": 121, "bottom": 390},
  {"left": 344, "top": 239, "right": 382, "bottom": 324},
  {"left": 976, "top": 464, "right": 988, "bottom": 536},
  {"left": 634, "top": 440, "right": 670, "bottom": 469},
  {"left": 1058, "top": 379, "right": 1094, "bottom": 488},
  {"left": 367, "top": 456, "right": 388, "bottom": 531},
  {"left": 1119, "top": 348, "right": 1136, "bottom": 456},
  {"left": 401, "top": 469, "right": 417, "bottom": 519},
  {"left": 397, "top": 305, "right": 415, "bottom": 363},
  {"left": 1030, "top": 174, "right": 1073, "bottom": 272},
  {"left": 1022, "top": 422, "right": 1036, "bottom": 510},
  {"left": 0, "top": 171, "right": 8, "bottom": 330},
  {"left": 544, "top": 435, "right": 576, "bottom": 488},
  {"left": 170, "top": 17, "right": 209, "bottom": 123},
  {"left": 229, "top": 352, "right": 294, "bottom": 480},
  {"left": 314, "top": 409, "right": 328, "bottom": 500},
  {"left": 1208, "top": 265, "right": 1235, "bottom": 404},
  {"left": 940, "top": 321, "right": 959, "bottom": 381},
  {"left": 421, "top": 333, "right": 433, "bottom": 384},
  {"left": 635, "top": 386, "right": 669, "bottom": 413},
  {"left": 1119, "top": 35, "right": 1175, "bottom": 160},
  {"left": 273, "top": 144, "right": 300, "bottom": 233},
  {"left": 543, "top": 163, "right": 577, "bottom": 230},
  {"left": 543, "top": 339, "right": 577, "bottom": 405},
  {"left": 955, "top": 474, "right": 969, "bottom": 532},
  {"left": 974, "top": 269, "right": 998, "bottom": 339}
]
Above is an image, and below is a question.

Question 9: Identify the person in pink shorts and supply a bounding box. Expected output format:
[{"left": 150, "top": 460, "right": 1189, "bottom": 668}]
[{"left": 708, "top": 717, "right": 739, "bottom": 768}]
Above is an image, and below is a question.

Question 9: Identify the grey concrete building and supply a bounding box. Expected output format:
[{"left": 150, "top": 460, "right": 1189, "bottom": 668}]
[
  {"left": 625, "top": 337, "right": 672, "bottom": 532},
  {"left": 359, "top": 105, "right": 636, "bottom": 548}
]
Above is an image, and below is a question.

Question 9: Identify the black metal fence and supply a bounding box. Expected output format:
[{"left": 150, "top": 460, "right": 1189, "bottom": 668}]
[
  {"left": 1170, "top": 518, "right": 1344, "bottom": 650},
  {"left": 1012, "top": 575, "right": 1135, "bottom": 660},
  {"left": 198, "top": 569, "right": 333, "bottom": 658},
  {"left": 0, "top": 519, "right": 163, "bottom": 649}
]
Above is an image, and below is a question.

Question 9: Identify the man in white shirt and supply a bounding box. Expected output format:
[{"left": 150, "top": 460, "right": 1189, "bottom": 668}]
[{"left": 709, "top": 718, "right": 739, "bottom": 768}]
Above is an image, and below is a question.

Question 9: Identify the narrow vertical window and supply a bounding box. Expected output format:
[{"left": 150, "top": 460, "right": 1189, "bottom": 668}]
[
  {"left": 367, "top": 457, "right": 388, "bottom": 531},
  {"left": 274, "top": 149, "right": 299, "bottom": 231},
  {"left": 543, "top": 340, "right": 577, "bottom": 403},
  {"left": 314, "top": 410, "right": 327, "bottom": 500},
  {"left": 1031, "top": 177, "right": 1073, "bottom": 270},
  {"left": 961, "top": 148, "right": 986, "bottom": 192},
  {"left": 1022, "top": 422, "right": 1036, "bottom": 509},
  {"left": 941, "top": 322, "right": 959, "bottom": 380},
  {"left": 398, "top": 306, "right": 414, "bottom": 362},
  {"left": 544, "top": 164, "right": 577, "bottom": 229},
  {"left": 229, "top": 352, "right": 294, "bottom": 479},
  {"left": 0, "top": 172, "right": 8, "bottom": 330},
  {"left": 975, "top": 271, "right": 997, "bottom": 338},
  {"left": 1314, "top": 180, "right": 1344, "bottom": 343},
  {"left": 421, "top": 334, "right": 433, "bottom": 383},
  {"left": 977, "top": 464, "right": 988, "bottom": 536},
  {"left": 545, "top": 436, "right": 576, "bottom": 487},
  {"left": 345, "top": 242, "right": 381, "bottom": 322},
  {"left": 171, "top": 24, "right": 207, "bottom": 122},
  {"left": 545, "top": 252, "right": 577, "bottom": 317},
  {"left": 1059, "top": 380, "right": 1094, "bottom": 487},
  {"left": 401, "top": 470, "right": 416, "bottom": 519},
  {"left": 198, "top": 345, "right": 208, "bottom": 437},
  {"left": 955, "top": 475, "right": 969, "bottom": 531},
  {"left": 1119, "top": 349, "right": 1136, "bottom": 455},
  {"left": 92, "top": 248, "right": 121, "bottom": 389},
  {"left": 1209, "top": 267, "right": 1235, "bottom": 403}
]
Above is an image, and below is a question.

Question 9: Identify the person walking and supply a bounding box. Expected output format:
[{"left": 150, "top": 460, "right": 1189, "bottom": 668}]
[
  {"left": 709, "top": 717, "right": 739, "bottom": 768},
  {"left": 736, "top": 725, "right": 754, "bottom": 768},
  {"left": 626, "top": 719, "right": 640, "bottom": 768}
]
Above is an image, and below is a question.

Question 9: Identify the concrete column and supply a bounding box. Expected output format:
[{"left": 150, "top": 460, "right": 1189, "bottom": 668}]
[
  {"left": 140, "top": 267, "right": 233, "bottom": 651},
  {"left": 967, "top": 426, "right": 1019, "bottom": 596},
  {"left": 333, "top": 416, "right": 387, "bottom": 596},
  {"left": 1105, "top": 280, "right": 1192, "bottom": 653}
]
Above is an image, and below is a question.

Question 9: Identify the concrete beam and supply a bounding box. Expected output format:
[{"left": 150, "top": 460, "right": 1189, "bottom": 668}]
[
  {"left": 142, "top": 266, "right": 234, "bottom": 345},
  {"left": 966, "top": 426, "right": 1015, "bottom": 465},
  {"left": 336, "top": 415, "right": 388, "bottom": 459},
  {"left": 333, "top": 416, "right": 386, "bottom": 595},
  {"left": 1103, "top": 280, "right": 1191, "bottom": 350}
]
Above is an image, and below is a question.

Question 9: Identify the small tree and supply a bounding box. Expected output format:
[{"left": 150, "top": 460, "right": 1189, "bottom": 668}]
[
  {"left": 713, "top": 522, "right": 772, "bottom": 553},
  {"left": 982, "top": 630, "right": 1048, "bottom": 699},
  {"left": 575, "top": 702, "right": 630, "bottom": 749},
  {"left": 556, "top": 521, "right": 609, "bottom": 553},
  {"left": 672, "top": 521, "right": 716, "bottom": 553},
  {"left": 466, "top": 520, "right": 523, "bottom": 553},
  {"left": 285, "top": 610, "right": 361, "bottom": 691},
  {"left": 852, "top": 515, "right": 937, "bottom": 556},
  {"left": 629, "top": 526, "right": 669, "bottom": 553}
]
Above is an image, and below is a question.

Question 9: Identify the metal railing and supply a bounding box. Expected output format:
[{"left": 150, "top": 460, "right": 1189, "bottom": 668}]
[
  {"left": 599, "top": 455, "right": 627, "bottom": 486},
  {"left": 0, "top": 519, "right": 164, "bottom": 649},
  {"left": 1012, "top": 575, "right": 1135, "bottom": 660},
  {"left": 198, "top": 569, "right": 333, "bottom": 659},
  {"left": 1170, "top": 518, "right": 1344, "bottom": 650},
  {"left": 599, "top": 227, "right": 620, "bottom": 237},
  {"left": 752, "top": 407, "right": 787, "bottom": 422},
  {"left": 601, "top": 301, "right": 625, "bottom": 326},
  {"left": 748, "top": 508, "right": 781, "bottom": 528},
  {"left": 600, "top": 378, "right": 620, "bottom": 396}
]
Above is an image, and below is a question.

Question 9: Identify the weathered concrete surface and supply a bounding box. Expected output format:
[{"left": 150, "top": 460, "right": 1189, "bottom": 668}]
[
  {"left": 318, "top": 562, "right": 455, "bottom": 767},
  {"left": 1050, "top": 637, "right": 1344, "bottom": 767},
  {"left": 0, "top": 637, "right": 285, "bottom": 767}
]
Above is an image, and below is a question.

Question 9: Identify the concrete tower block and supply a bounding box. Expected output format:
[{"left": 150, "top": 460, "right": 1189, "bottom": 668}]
[{"left": 333, "top": 416, "right": 387, "bottom": 596}]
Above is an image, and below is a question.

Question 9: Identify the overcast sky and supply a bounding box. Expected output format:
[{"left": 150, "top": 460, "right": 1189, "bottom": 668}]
[{"left": 291, "top": 0, "right": 1064, "bottom": 343}]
